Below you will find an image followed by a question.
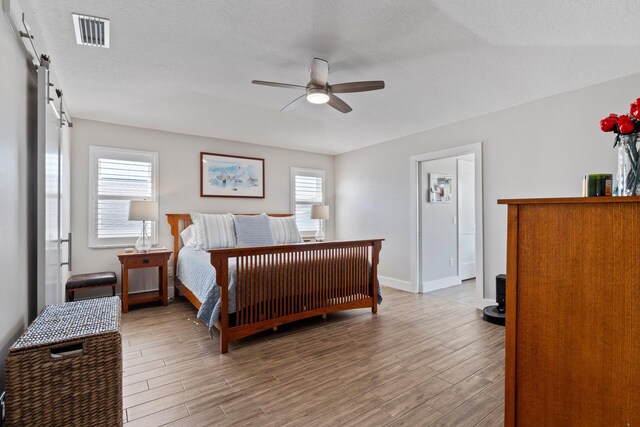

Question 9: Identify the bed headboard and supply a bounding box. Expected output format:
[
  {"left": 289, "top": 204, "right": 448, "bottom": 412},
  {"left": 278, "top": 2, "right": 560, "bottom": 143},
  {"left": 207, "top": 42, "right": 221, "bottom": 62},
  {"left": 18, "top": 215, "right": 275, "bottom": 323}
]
[{"left": 166, "top": 213, "right": 292, "bottom": 272}]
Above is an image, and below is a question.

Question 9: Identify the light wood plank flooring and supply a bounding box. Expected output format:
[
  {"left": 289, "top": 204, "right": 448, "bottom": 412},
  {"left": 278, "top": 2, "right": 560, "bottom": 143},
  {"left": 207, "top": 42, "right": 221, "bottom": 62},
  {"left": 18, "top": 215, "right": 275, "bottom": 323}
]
[{"left": 121, "top": 283, "right": 505, "bottom": 426}]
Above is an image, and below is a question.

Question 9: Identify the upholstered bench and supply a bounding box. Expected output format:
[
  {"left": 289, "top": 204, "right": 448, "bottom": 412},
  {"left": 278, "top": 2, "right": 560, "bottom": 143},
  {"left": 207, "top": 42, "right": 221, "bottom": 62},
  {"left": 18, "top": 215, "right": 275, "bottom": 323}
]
[{"left": 66, "top": 272, "right": 117, "bottom": 302}]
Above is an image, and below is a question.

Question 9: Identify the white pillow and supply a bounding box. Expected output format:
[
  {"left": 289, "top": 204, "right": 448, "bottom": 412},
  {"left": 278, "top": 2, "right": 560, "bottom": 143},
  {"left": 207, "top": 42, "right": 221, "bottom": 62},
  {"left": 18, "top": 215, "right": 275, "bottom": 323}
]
[
  {"left": 180, "top": 225, "right": 198, "bottom": 247},
  {"left": 190, "top": 212, "right": 237, "bottom": 250},
  {"left": 269, "top": 215, "right": 303, "bottom": 244}
]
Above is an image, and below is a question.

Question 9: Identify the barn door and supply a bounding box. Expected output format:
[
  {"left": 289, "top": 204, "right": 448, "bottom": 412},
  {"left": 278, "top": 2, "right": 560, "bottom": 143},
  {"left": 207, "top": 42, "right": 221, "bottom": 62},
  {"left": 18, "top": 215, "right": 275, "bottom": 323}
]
[{"left": 37, "top": 66, "right": 70, "bottom": 309}]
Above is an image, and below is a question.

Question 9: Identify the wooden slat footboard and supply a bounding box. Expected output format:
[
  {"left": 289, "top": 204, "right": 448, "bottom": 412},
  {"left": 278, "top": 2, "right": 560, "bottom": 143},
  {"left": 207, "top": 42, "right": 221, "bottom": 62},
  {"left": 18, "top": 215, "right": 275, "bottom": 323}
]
[{"left": 210, "top": 239, "right": 383, "bottom": 353}]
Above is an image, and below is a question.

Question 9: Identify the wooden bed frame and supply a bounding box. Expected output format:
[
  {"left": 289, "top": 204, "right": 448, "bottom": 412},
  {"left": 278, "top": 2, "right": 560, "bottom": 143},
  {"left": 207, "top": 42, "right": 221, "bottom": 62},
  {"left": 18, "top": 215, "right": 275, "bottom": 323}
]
[{"left": 167, "top": 213, "right": 383, "bottom": 353}]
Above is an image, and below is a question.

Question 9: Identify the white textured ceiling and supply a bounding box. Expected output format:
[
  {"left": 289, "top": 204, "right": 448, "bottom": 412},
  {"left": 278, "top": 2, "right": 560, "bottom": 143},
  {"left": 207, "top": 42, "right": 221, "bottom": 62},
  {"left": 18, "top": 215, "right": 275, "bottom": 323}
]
[{"left": 26, "top": 0, "right": 640, "bottom": 154}]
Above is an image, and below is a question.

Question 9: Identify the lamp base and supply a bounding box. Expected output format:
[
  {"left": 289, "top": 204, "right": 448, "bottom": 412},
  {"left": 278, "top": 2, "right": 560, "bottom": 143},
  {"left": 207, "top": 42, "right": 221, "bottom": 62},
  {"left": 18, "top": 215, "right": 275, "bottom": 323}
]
[
  {"left": 135, "top": 221, "right": 152, "bottom": 252},
  {"left": 315, "top": 219, "right": 325, "bottom": 242},
  {"left": 135, "top": 238, "right": 152, "bottom": 252}
]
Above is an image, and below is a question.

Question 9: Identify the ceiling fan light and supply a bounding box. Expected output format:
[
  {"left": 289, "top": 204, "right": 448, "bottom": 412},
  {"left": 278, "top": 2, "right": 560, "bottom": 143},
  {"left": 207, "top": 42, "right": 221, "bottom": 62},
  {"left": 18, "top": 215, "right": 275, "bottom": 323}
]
[{"left": 306, "top": 88, "right": 329, "bottom": 104}]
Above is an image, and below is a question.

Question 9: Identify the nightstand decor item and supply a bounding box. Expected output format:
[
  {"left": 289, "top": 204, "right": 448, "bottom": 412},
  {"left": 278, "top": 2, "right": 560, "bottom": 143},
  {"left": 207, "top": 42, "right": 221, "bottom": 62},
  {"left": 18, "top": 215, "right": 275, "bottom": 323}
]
[
  {"left": 600, "top": 98, "right": 640, "bottom": 196},
  {"left": 5, "top": 297, "right": 122, "bottom": 426},
  {"left": 128, "top": 200, "right": 158, "bottom": 252},
  {"left": 311, "top": 204, "right": 329, "bottom": 242}
]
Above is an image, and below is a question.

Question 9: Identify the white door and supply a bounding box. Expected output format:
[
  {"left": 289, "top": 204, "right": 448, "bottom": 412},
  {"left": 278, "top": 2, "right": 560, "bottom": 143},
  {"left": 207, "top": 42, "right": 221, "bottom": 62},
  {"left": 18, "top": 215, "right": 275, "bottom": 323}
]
[
  {"left": 38, "top": 67, "right": 70, "bottom": 309},
  {"left": 60, "top": 122, "right": 71, "bottom": 287},
  {"left": 457, "top": 158, "right": 476, "bottom": 280},
  {"left": 44, "top": 99, "right": 61, "bottom": 306}
]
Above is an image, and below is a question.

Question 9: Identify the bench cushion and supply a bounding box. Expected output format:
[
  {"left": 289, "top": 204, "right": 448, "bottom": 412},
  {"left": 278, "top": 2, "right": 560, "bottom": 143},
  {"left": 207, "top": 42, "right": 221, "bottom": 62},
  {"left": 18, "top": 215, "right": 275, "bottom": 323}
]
[{"left": 66, "top": 272, "right": 117, "bottom": 290}]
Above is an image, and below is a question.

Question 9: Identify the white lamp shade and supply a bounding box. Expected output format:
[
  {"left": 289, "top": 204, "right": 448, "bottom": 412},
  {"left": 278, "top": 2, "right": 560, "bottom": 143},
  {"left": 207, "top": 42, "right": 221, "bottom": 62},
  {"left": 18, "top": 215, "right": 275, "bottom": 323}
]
[
  {"left": 128, "top": 200, "right": 158, "bottom": 221},
  {"left": 311, "top": 204, "right": 330, "bottom": 220}
]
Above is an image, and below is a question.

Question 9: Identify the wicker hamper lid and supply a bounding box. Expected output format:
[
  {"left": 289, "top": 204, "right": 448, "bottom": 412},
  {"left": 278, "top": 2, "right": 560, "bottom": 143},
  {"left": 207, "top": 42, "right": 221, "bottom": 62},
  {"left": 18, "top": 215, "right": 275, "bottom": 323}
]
[{"left": 10, "top": 297, "right": 121, "bottom": 352}]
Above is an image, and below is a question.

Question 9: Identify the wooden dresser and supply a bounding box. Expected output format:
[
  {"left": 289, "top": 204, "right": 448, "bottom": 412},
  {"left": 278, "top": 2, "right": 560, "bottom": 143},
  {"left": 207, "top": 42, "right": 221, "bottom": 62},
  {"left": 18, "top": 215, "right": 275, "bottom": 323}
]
[{"left": 498, "top": 197, "right": 640, "bottom": 426}]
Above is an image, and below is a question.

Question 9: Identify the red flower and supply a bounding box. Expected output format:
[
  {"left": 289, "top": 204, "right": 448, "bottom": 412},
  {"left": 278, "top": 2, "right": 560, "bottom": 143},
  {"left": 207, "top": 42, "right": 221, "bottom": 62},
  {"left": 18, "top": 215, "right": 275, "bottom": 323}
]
[
  {"left": 631, "top": 98, "right": 640, "bottom": 119},
  {"left": 600, "top": 113, "right": 619, "bottom": 132},
  {"left": 618, "top": 115, "right": 635, "bottom": 134}
]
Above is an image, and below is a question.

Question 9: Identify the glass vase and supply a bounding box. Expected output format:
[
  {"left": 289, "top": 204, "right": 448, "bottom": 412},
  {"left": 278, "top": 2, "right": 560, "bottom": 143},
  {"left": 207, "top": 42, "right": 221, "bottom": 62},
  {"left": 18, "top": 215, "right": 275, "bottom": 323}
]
[
  {"left": 616, "top": 133, "right": 640, "bottom": 196},
  {"left": 135, "top": 220, "right": 152, "bottom": 252}
]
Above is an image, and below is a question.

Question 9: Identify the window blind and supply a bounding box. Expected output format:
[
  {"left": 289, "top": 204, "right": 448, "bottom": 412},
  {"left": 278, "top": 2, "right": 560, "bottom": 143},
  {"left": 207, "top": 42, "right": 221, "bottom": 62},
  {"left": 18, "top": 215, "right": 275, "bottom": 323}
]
[
  {"left": 89, "top": 147, "right": 157, "bottom": 247},
  {"left": 291, "top": 168, "right": 325, "bottom": 234},
  {"left": 97, "top": 158, "right": 152, "bottom": 238}
]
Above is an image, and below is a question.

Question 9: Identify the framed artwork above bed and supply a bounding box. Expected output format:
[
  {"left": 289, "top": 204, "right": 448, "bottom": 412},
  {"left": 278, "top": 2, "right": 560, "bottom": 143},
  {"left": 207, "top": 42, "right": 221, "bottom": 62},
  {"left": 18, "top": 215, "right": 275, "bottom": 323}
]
[{"left": 200, "top": 152, "right": 265, "bottom": 198}]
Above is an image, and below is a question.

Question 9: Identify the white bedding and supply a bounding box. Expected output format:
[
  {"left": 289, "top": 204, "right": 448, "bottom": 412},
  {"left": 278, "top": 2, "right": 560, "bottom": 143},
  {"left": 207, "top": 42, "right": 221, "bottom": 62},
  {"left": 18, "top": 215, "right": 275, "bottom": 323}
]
[{"left": 176, "top": 246, "right": 215, "bottom": 304}]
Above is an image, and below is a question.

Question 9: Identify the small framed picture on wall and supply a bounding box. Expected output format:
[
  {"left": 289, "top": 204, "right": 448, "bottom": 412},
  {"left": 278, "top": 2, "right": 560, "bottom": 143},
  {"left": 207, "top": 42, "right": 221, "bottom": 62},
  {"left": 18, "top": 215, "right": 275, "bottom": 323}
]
[
  {"left": 200, "top": 152, "right": 265, "bottom": 198},
  {"left": 428, "top": 173, "right": 453, "bottom": 203}
]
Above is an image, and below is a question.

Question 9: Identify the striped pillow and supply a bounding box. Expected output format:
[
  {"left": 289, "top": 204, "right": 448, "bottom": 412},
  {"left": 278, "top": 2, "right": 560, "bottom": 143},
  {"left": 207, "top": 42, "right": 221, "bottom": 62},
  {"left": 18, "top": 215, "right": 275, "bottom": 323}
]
[
  {"left": 269, "top": 216, "right": 303, "bottom": 244},
  {"left": 233, "top": 214, "right": 275, "bottom": 247},
  {"left": 190, "top": 212, "right": 237, "bottom": 250}
]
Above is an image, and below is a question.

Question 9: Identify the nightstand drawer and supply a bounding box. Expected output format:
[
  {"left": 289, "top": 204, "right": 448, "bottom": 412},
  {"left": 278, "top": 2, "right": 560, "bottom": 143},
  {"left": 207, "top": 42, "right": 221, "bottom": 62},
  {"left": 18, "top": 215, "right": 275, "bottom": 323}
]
[{"left": 124, "top": 254, "right": 165, "bottom": 269}]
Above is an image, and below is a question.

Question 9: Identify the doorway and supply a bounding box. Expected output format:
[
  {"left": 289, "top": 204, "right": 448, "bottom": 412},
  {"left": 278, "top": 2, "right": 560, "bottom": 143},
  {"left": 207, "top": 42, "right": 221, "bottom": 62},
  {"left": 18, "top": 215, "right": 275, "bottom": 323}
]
[{"left": 409, "top": 143, "right": 484, "bottom": 307}]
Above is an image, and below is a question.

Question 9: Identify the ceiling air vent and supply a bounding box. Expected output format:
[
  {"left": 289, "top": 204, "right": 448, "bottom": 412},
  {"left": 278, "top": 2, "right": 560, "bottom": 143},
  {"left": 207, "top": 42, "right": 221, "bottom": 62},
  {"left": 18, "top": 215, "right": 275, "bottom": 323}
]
[{"left": 72, "top": 13, "right": 110, "bottom": 48}]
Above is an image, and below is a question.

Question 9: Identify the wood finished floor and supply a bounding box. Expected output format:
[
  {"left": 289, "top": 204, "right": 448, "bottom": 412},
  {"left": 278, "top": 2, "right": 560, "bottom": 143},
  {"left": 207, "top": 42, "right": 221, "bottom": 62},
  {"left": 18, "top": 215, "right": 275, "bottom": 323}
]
[{"left": 121, "top": 281, "right": 505, "bottom": 426}]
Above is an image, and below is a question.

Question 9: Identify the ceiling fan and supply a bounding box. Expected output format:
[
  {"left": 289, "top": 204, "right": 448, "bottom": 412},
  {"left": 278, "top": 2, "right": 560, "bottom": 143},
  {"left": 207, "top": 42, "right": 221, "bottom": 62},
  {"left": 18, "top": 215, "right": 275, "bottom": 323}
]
[{"left": 252, "top": 58, "right": 385, "bottom": 114}]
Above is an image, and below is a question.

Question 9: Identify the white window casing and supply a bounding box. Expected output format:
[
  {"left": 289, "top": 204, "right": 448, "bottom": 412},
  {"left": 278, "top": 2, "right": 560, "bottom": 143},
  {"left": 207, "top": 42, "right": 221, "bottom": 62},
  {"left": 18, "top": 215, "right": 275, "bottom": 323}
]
[
  {"left": 89, "top": 146, "right": 158, "bottom": 248},
  {"left": 290, "top": 167, "right": 325, "bottom": 237}
]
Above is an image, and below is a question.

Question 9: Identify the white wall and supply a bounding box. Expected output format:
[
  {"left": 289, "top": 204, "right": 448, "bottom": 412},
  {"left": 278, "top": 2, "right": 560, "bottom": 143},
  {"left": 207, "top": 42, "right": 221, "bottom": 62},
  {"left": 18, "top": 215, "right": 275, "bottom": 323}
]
[
  {"left": 420, "top": 157, "right": 458, "bottom": 288},
  {"left": 336, "top": 72, "right": 637, "bottom": 300},
  {"left": 70, "top": 119, "right": 335, "bottom": 295},
  {"left": 0, "top": 10, "right": 33, "bottom": 390}
]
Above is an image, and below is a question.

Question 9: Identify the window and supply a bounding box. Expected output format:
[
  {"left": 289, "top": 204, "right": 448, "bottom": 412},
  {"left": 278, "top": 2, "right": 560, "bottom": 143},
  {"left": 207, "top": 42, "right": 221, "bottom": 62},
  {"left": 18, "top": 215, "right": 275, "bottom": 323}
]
[
  {"left": 290, "top": 167, "right": 325, "bottom": 236},
  {"left": 89, "top": 146, "right": 158, "bottom": 248}
]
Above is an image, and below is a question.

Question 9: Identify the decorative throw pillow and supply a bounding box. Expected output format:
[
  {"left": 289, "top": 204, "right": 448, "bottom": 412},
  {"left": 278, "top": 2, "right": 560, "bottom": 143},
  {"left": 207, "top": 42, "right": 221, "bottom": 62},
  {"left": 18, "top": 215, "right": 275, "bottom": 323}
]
[
  {"left": 190, "top": 212, "right": 237, "bottom": 250},
  {"left": 180, "top": 224, "right": 198, "bottom": 247},
  {"left": 269, "top": 215, "right": 303, "bottom": 244},
  {"left": 233, "top": 214, "right": 275, "bottom": 247}
]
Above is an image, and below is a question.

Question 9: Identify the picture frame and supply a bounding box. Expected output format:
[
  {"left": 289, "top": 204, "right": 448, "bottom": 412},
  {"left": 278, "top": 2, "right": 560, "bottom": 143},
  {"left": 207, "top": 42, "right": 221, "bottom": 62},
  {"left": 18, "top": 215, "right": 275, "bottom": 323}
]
[
  {"left": 428, "top": 173, "right": 453, "bottom": 203},
  {"left": 200, "top": 152, "right": 265, "bottom": 198}
]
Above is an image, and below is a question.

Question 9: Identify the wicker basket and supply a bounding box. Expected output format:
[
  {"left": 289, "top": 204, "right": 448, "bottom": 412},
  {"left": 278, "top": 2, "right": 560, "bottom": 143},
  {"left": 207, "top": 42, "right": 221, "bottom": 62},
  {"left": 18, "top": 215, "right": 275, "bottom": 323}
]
[{"left": 5, "top": 297, "right": 122, "bottom": 426}]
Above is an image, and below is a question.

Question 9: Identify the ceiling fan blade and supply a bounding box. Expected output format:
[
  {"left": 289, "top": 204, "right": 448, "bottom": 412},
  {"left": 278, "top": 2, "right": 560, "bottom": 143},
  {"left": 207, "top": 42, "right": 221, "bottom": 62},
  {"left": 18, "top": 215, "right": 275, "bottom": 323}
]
[
  {"left": 310, "top": 58, "right": 329, "bottom": 86},
  {"left": 252, "top": 80, "right": 306, "bottom": 90},
  {"left": 327, "top": 94, "right": 352, "bottom": 114},
  {"left": 281, "top": 94, "right": 307, "bottom": 112},
  {"left": 330, "top": 81, "right": 385, "bottom": 93}
]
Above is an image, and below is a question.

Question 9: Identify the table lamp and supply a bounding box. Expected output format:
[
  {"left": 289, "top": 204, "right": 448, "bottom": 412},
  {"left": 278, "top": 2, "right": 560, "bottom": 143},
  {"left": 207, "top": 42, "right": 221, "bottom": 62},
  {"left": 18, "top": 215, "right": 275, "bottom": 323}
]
[
  {"left": 128, "top": 200, "right": 158, "bottom": 252},
  {"left": 310, "top": 204, "right": 329, "bottom": 242}
]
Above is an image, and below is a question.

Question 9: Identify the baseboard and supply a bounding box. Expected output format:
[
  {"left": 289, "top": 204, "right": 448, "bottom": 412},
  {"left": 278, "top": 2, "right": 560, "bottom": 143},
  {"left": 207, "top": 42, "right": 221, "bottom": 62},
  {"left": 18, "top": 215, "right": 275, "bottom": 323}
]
[
  {"left": 422, "top": 276, "right": 461, "bottom": 293},
  {"left": 378, "top": 275, "right": 416, "bottom": 293}
]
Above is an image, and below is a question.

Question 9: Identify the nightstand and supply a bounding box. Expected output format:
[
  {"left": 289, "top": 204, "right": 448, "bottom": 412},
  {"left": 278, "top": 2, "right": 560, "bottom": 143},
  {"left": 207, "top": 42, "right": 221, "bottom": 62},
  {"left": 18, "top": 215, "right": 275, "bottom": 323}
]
[{"left": 117, "top": 250, "right": 172, "bottom": 313}]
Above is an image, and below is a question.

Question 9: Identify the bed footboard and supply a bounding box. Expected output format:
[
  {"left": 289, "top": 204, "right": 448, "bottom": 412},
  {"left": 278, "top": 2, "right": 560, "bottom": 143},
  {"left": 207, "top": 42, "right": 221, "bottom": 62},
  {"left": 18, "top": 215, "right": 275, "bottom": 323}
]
[{"left": 210, "top": 239, "right": 383, "bottom": 353}]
